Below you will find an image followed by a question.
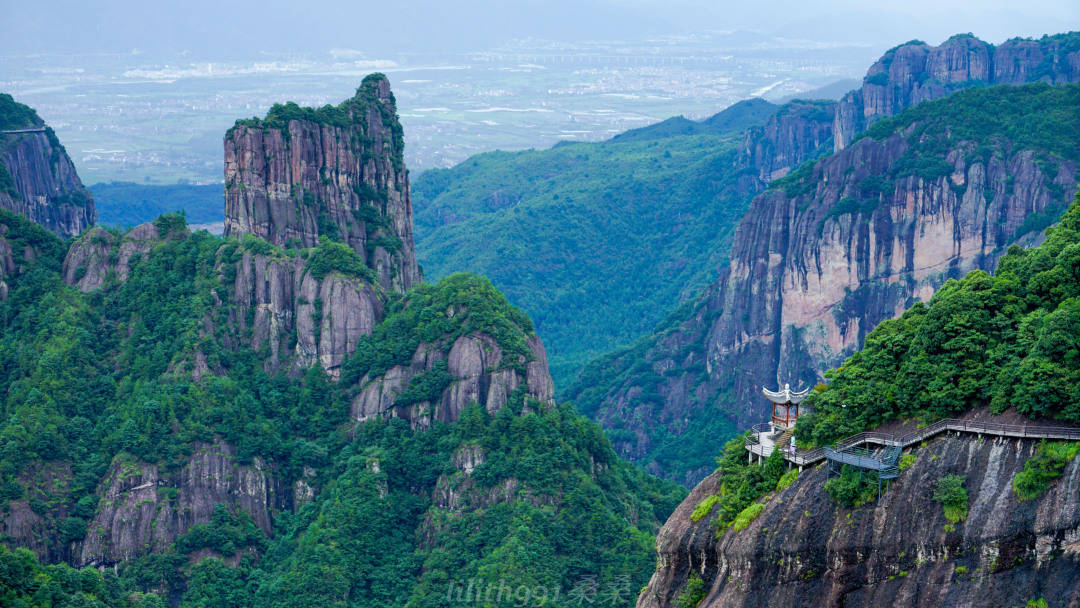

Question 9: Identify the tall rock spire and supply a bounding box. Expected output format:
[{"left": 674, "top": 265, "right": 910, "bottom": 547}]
[{"left": 223, "top": 74, "right": 420, "bottom": 293}]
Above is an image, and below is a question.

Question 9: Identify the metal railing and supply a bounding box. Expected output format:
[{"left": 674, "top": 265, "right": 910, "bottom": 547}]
[{"left": 746, "top": 416, "right": 1080, "bottom": 467}]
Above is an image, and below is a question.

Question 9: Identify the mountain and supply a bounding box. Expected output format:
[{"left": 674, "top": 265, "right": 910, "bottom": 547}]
[
  {"left": 0, "top": 94, "right": 95, "bottom": 239},
  {"left": 412, "top": 98, "right": 807, "bottom": 385},
  {"left": 834, "top": 33, "right": 1080, "bottom": 151},
  {"left": 636, "top": 188, "right": 1080, "bottom": 608},
  {"left": 0, "top": 77, "right": 685, "bottom": 606},
  {"left": 610, "top": 99, "right": 780, "bottom": 144},
  {"left": 567, "top": 33, "right": 1080, "bottom": 486}
]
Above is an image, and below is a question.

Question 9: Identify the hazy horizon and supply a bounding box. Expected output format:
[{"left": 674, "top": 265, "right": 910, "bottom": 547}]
[{"left": 2, "top": 1, "right": 1077, "bottom": 185}]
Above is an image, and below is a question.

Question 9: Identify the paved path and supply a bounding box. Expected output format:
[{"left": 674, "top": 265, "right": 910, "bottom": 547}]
[{"left": 746, "top": 417, "right": 1080, "bottom": 468}]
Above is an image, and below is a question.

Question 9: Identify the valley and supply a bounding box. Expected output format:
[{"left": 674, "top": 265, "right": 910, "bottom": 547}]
[{"left": 0, "top": 16, "right": 1078, "bottom": 608}]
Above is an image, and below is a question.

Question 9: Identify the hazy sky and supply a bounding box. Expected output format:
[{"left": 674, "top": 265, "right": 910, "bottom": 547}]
[{"left": 4, "top": 0, "right": 1078, "bottom": 57}]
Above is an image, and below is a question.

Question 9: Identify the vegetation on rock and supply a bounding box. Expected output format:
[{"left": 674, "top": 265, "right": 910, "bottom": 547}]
[
  {"left": 933, "top": 474, "right": 969, "bottom": 523},
  {"left": 1013, "top": 441, "right": 1080, "bottom": 500},
  {"left": 797, "top": 186, "right": 1080, "bottom": 448}
]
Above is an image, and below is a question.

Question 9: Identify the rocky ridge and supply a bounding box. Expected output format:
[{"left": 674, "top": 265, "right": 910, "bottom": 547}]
[
  {"left": 1, "top": 76, "right": 560, "bottom": 571},
  {"left": 835, "top": 33, "right": 1080, "bottom": 150}
]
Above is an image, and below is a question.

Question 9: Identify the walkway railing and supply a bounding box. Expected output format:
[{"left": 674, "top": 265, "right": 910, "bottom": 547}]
[
  {"left": 745, "top": 417, "right": 1080, "bottom": 468},
  {"left": 0, "top": 127, "right": 46, "bottom": 134}
]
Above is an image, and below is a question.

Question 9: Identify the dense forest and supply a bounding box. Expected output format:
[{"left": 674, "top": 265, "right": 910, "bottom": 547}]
[
  {"left": 0, "top": 208, "right": 684, "bottom": 606},
  {"left": 412, "top": 99, "right": 780, "bottom": 385}
]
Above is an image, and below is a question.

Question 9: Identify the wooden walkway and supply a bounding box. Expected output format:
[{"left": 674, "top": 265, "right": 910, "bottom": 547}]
[{"left": 746, "top": 417, "right": 1080, "bottom": 469}]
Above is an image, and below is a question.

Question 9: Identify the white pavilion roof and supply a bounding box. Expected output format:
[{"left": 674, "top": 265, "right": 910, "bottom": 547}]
[{"left": 762, "top": 383, "right": 810, "bottom": 404}]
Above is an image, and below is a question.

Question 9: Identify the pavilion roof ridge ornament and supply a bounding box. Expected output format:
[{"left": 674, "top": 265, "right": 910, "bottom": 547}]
[{"left": 762, "top": 382, "right": 810, "bottom": 405}]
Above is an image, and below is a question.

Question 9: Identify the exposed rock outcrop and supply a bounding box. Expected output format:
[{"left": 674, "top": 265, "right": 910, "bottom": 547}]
[
  {"left": 0, "top": 462, "right": 74, "bottom": 564},
  {"left": 225, "top": 249, "right": 383, "bottom": 376},
  {"left": 78, "top": 442, "right": 285, "bottom": 568},
  {"left": 0, "top": 94, "right": 95, "bottom": 238},
  {"left": 223, "top": 74, "right": 419, "bottom": 293},
  {"left": 350, "top": 332, "right": 555, "bottom": 427},
  {"left": 834, "top": 33, "right": 1080, "bottom": 150},
  {"left": 701, "top": 132, "right": 1077, "bottom": 433},
  {"left": 638, "top": 434, "right": 1080, "bottom": 607},
  {"left": 62, "top": 222, "right": 165, "bottom": 292},
  {"left": 737, "top": 100, "right": 836, "bottom": 184}
]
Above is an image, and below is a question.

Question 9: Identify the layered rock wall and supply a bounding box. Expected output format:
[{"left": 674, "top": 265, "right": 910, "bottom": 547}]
[
  {"left": 835, "top": 34, "right": 1080, "bottom": 150},
  {"left": 223, "top": 75, "right": 419, "bottom": 293},
  {"left": 638, "top": 434, "right": 1080, "bottom": 607},
  {"left": 78, "top": 442, "right": 286, "bottom": 567}
]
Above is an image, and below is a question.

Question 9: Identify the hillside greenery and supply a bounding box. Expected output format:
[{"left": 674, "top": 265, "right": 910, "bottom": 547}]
[
  {"left": 0, "top": 210, "right": 684, "bottom": 606},
  {"left": 0, "top": 93, "right": 44, "bottom": 131},
  {"left": 89, "top": 181, "right": 224, "bottom": 227},
  {"left": 0, "top": 544, "right": 153, "bottom": 608},
  {"left": 412, "top": 100, "right": 780, "bottom": 386},
  {"left": 796, "top": 186, "right": 1080, "bottom": 448}
]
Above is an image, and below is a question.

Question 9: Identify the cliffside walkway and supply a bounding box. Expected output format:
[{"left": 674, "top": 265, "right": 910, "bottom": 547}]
[
  {"left": 0, "top": 127, "right": 46, "bottom": 134},
  {"left": 746, "top": 417, "right": 1080, "bottom": 470}
]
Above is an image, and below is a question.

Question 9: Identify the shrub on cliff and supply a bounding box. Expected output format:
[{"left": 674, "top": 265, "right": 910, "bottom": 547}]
[
  {"left": 1013, "top": 441, "right": 1080, "bottom": 500},
  {"left": 933, "top": 474, "right": 969, "bottom": 523},
  {"left": 824, "top": 465, "right": 879, "bottom": 507}
]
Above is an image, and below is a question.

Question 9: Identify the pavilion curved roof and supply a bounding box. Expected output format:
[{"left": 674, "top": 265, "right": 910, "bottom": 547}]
[{"left": 762, "top": 383, "right": 810, "bottom": 404}]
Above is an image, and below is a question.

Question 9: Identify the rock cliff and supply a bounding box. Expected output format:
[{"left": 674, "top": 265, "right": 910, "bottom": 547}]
[
  {"left": 834, "top": 33, "right": 1080, "bottom": 151},
  {"left": 702, "top": 94, "right": 1078, "bottom": 433},
  {"left": 736, "top": 100, "right": 835, "bottom": 185},
  {"left": 569, "top": 81, "right": 1080, "bottom": 485},
  {"left": 223, "top": 74, "right": 419, "bottom": 293},
  {"left": 351, "top": 333, "right": 555, "bottom": 428},
  {"left": 0, "top": 75, "right": 559, "bottom": 570},
  {"left": 638, "top": 433, "right": 1080, "bottom": 608},
  {"left": 78, "top": 442, "right": 285, "bottom": 568},
  {"left": 0, "top": 94, "right": 95, "bottom": 238},
  {"left": 62, "top": 222, "right": 170, "bottom": 292}
]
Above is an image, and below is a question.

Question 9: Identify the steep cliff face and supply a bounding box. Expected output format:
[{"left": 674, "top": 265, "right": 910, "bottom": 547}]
[
  {"left": 703, "top": 116, "right": 1078, "bottom": 432},
  {"left": 736, "top": 100, "right": 836, "bottom": 185},
  {"left": 224, "top": 74, "right": 419, "bottom": 293},
  {"left": 351, "top": 333, "right": 555, "bottom": 427},
  {"left": 78, "top": 442, "right": 285, "bottom": 568},
  {"left": 0, "top": 94, "right": 95, "bottom": 239},
  {"left": 568, "top": 82, "right": 1080, "bottom": 485},
  {"left": 834, "top": 33, "right": 1080, "bottom": 150},
  {"left": 224, "top": 248, "right": 384, "bottom": 377},
  {"left": 638, "top": 434, "right": 1080, "bottom": 608}
]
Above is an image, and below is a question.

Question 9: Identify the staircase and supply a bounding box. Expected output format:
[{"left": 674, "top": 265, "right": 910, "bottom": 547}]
[{"left": 775, "top": 428, "right": 794, "bottom": 451}]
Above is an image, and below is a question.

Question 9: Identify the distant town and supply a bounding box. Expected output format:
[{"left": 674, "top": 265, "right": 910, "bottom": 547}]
[{"left": 0, "top": 32, "right": 874, "bottom": 185}]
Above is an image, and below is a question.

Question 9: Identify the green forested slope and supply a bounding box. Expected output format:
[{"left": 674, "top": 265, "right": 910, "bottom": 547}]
[
  {"left": 0, "top": 210, "right": 684, "bottom": 606},
  {"left": 412, "top": 101, "right": 778, "bottom": 385},
  {"left": 797, "top": 186, "right": 1080, "bottom": 447},
  {"left": 89, "top": 182, "right": 224, "bottom": 228}
]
